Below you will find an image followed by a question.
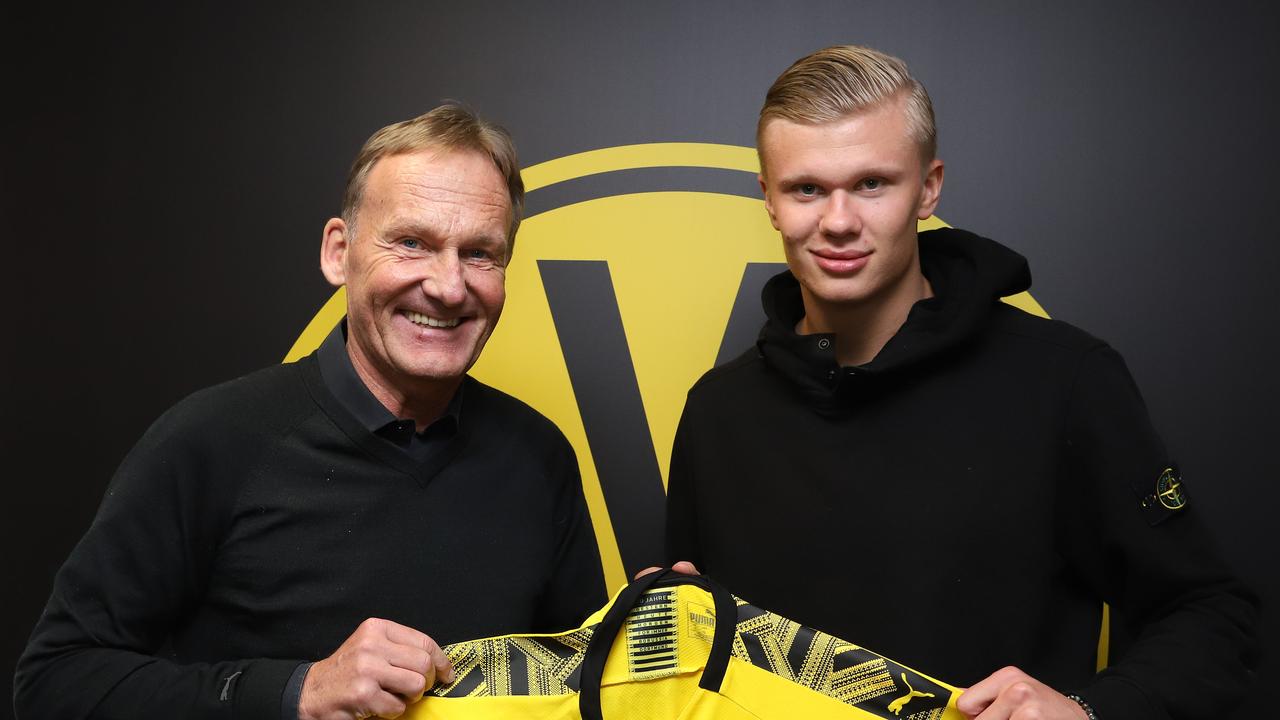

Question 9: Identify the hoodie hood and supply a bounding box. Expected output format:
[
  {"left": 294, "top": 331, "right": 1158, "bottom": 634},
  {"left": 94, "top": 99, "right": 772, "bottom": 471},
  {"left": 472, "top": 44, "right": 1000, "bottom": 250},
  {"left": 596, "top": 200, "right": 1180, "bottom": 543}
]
[{"left": 757, "top": 227, "right": 1031, "bottom": 410}]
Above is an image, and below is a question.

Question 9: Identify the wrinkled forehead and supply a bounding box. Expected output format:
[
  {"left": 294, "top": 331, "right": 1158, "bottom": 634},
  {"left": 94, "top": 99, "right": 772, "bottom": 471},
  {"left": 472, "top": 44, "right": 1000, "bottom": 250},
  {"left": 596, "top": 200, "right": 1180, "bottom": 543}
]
[
  {"left": 374, "top": 146, "right": 502, "bottom": 186},
  {"left": 366, "top": 149, "right": 510, "bottom": 211}
]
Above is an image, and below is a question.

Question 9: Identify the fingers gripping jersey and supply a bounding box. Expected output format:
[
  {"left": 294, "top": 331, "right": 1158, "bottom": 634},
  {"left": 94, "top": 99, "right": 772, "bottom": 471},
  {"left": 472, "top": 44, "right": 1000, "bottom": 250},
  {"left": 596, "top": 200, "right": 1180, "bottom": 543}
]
[{"left": 408, "top": 573, "right": 962, "bottom": 719}]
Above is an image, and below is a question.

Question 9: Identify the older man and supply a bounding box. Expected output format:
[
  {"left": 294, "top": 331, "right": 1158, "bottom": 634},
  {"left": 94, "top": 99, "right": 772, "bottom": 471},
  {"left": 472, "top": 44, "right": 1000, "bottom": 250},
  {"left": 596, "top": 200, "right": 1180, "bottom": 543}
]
[
  {"left": 665, "top": 46, "right": 1257, "bottom": 720},
  {"left": 16, "top": 105, "right": 605, "bottom": 720}
]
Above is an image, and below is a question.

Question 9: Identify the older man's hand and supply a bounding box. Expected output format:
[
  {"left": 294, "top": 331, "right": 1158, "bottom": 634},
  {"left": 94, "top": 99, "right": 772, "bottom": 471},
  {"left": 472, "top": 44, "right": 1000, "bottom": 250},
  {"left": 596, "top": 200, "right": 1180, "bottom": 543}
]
[
  {"left": 956, "top": 666, "right": 1089, "bottom": 720},
  {"left": 298, "top": 618, "right": 453, "bottom": 720}
]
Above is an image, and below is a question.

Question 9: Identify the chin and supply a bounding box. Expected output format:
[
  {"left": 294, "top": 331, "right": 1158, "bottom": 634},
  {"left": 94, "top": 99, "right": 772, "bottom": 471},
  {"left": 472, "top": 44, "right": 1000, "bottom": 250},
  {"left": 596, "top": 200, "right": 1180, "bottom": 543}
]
[
  {"left": 402, "top": 367, "right": 469, "bottom": 384},
  {"left": 389, "top": 353, "right": 472, "bottom": 383},
  {"left": 804, "top": 279, "right": 875, "bottom": 306}
]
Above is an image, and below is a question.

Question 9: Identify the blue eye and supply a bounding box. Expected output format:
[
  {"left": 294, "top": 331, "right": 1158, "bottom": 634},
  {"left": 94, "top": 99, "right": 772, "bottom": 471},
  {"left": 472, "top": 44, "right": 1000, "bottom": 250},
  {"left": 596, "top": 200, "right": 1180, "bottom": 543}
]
[
  {"left": 861, "top": 178, "right": 883, "bottom": 190},
  {"left": 400, "top": 238, "right": 420, "bottom": 249},
  {"left": 799, "top": 183, "right": 818, "bottom": 196}
]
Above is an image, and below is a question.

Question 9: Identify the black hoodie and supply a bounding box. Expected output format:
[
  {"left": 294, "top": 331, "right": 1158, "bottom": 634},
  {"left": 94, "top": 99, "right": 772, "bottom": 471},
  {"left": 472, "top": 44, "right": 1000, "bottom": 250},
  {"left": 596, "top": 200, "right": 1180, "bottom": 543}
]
[{"left": 666, "top": 227, "right": 1257, "bottom": 720}]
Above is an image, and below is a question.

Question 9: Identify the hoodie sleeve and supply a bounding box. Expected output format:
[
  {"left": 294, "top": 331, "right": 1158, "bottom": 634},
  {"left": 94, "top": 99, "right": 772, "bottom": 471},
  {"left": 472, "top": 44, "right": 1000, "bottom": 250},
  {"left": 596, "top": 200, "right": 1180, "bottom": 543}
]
[
  {"left": 1058, "top": 344, "right": 1258, "bottom": 720},
  {"left": 13, "top": 397, "right": 301, "bottom": 720},
  {"left": 664, "top": 390, "right": 707, "bottom": 570}
]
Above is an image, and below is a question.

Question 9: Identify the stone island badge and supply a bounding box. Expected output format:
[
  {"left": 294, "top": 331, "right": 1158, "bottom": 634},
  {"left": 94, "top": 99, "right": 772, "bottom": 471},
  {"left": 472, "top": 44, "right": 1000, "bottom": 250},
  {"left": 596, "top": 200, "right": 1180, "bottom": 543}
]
[
  {"left": 1155, "top": 467, "right": 1187, "bottom": 510},
  {"left": 1139, "top": 466, "right": 1186, "bottom": 525}
]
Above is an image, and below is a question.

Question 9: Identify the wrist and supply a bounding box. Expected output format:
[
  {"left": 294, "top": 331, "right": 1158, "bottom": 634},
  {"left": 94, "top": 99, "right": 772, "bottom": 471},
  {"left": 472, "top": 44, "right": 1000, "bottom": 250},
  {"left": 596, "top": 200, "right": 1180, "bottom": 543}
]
[
  {"left": 284, "top": 663, "right": 312, "bottom": 720},
  {"left": 1065, "top": 693, "right": 1099, "bottom": 720}
]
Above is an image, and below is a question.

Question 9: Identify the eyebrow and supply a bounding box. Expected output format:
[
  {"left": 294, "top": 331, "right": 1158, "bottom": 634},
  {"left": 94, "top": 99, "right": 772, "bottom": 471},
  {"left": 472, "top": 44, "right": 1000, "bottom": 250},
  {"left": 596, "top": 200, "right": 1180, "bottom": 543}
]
[
  {"left": 383, "top": 218, "right": 435, "bottom": 237},
  {"left": 383, "top": 219, "right": 506, "bottom": 248},
  {"left": 775, "top": 166, "right": 905, "bottom": 186}
]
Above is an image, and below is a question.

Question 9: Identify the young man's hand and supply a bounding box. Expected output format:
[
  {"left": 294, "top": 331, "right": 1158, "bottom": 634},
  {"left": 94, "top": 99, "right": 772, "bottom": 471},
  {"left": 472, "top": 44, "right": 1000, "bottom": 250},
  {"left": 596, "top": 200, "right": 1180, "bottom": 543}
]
[
  {"left": 956, "top": 666, "right": 1089, "bottom": 720},
  {"left": 633, "top": 561, "right": 700, "bottom": 580}
]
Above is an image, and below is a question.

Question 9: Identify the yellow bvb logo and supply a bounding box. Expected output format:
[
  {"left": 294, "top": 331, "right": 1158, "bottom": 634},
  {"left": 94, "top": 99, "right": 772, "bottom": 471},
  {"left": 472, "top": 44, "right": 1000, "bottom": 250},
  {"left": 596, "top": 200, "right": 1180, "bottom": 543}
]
[{"left": 285, "top": 143, "right": 1048, "bottom": 591}]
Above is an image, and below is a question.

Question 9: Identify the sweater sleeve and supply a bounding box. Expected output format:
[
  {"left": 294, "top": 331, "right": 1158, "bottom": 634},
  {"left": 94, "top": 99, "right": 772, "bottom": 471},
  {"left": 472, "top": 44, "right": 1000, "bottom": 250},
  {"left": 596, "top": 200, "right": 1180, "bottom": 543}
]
[
  {"left": 13, "top": 398, "right": 302, "bottom": 720},
  {"left": 533, "top": 433, "right": 608, "bottom": 630},
  {"left": 1058, "top": 345, "right": 1259, "bottom": 720}
]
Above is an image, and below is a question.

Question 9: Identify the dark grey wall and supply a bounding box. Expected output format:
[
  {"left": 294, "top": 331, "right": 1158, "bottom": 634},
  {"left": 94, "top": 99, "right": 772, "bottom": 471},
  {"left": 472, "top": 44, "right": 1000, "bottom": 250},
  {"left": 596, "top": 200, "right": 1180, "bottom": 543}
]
[{"left": 6, "top": 2, "right": 1276, "bottom": 717}]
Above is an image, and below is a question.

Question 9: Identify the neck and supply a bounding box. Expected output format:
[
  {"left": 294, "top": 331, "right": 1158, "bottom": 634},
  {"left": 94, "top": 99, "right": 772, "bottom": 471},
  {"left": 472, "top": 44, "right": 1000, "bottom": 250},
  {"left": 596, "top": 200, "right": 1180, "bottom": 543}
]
[
  {"left": 798, "top": 263, "right": 933, "bottom": 367},
  {"left": 347, "top": 346, "right": 459, "bottom": 431}
]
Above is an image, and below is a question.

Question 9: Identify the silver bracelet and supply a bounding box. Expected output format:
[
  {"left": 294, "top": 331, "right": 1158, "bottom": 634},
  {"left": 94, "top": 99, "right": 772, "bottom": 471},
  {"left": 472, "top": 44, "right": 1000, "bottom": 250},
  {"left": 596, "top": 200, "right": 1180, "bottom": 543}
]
[{"left": 1065, "top": 694, "right": 1099, "bottom": 720}]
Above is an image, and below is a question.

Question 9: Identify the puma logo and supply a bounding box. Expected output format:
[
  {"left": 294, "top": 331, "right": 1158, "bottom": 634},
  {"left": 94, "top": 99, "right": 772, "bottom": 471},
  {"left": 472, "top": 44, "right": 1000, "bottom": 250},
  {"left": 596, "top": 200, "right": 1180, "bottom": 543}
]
[
  {"left": 887, "top": 672, "right": 935, "bottom": 715},
  {"left": 219, "top": 671, "right": 242, "bottom": 701}
]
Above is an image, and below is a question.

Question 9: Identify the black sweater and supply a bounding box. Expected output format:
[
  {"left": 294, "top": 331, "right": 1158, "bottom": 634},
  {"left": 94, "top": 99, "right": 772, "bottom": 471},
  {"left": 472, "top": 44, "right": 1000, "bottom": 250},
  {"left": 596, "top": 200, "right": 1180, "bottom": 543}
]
[
  {"left": 666, "top": 228, "right": 1257, "bottom": 720},
  {"left": 15, "top": 355, "right": 605, "bottom": 719}
]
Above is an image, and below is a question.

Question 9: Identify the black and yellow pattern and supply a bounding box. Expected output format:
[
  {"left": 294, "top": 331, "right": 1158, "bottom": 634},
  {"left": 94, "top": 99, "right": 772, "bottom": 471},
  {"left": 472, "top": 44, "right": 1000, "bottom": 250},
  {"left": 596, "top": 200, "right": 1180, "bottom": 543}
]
[
  {"left": 432, "top": 627, "right": 594, "bottom": 698},
  {"left": 420, "top": 580, "right": 961, "bottom": 719},
  {"left": 626, "top": 588, "right": 681, "bottom": 680},
  {"left": 728, "top": 599, "right": 951, "bottom": 719}
]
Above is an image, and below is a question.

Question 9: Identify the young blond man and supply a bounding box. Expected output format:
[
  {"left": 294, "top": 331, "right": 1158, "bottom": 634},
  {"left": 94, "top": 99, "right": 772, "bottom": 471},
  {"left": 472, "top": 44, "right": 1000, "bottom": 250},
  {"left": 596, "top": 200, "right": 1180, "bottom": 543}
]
[{"left": 666, "top": 46, "right": 1256, "bottom": 720}]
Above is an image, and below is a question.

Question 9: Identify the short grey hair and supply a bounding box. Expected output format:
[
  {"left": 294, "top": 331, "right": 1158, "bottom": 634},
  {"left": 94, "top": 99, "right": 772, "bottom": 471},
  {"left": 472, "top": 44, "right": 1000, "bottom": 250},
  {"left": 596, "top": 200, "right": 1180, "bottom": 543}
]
[{"left": 341, "top": 103, "right": 525, "bottom": 251}]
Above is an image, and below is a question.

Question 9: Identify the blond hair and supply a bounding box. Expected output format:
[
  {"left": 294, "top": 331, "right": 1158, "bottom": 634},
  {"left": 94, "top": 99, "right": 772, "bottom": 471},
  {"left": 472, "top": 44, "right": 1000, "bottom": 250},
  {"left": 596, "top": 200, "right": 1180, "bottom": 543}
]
[
  {"left": 341, "top": 103, "right": 525, "bottom": 250},
  {"left": 757, "top": 45, "right": 936, "bottom": 169}
]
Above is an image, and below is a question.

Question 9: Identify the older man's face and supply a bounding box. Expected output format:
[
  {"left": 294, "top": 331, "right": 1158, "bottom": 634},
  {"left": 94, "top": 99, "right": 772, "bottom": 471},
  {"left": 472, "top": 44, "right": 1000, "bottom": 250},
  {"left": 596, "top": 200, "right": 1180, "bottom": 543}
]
[{"left": 324, "top": 148, "right": 510, "bottom": 394}]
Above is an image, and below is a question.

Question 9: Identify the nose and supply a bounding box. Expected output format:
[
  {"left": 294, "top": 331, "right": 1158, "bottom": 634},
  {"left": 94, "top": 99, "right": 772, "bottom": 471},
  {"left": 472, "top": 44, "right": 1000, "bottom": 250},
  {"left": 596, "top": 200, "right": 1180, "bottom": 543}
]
[
  {"left": 422, "top": 250, "right": 467, "bottom": 307},
  {"left": 817, "top": 190, "right": 861, "bottom": 238}
]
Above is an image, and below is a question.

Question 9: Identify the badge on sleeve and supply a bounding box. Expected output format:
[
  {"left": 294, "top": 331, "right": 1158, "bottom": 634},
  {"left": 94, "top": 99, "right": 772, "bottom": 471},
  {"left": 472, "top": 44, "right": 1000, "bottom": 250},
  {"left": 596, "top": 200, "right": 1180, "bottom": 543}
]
[{"left": 1138, "top": 466, "right": 1187, "bottom": 525}]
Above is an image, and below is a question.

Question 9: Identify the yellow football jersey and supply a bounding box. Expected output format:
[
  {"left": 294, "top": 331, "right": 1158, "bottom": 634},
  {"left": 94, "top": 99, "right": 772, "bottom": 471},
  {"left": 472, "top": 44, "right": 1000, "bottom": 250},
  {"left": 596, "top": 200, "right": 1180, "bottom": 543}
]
[{"left": 407, "top": 572, "right": 963, "bottom": 719}]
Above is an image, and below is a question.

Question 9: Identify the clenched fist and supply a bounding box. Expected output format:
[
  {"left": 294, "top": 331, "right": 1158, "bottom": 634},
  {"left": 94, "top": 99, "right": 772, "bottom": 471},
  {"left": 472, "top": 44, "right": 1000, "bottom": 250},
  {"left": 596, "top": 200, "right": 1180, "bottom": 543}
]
[{"left": 298, "top": 618, "right": 454, "bottom": 720}]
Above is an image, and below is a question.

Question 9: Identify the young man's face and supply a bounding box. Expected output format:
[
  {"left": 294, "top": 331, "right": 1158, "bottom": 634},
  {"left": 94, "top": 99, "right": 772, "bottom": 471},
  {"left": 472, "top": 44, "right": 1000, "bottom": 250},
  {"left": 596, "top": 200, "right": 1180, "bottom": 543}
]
[{"left": 759, "top": 97, "right": 943, "bottom": 321}]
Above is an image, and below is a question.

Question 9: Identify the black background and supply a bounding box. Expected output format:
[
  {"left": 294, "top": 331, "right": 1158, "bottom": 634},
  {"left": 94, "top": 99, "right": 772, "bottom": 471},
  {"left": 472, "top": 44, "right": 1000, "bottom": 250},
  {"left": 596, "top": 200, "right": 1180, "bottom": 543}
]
[{"left": 5, "top": 2, "right": 1277, "bottom": 717}]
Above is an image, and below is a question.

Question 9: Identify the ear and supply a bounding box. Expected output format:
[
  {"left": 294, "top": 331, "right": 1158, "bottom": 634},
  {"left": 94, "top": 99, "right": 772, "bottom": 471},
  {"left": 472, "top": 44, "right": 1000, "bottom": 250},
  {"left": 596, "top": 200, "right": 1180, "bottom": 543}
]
[
  {"left": 916, "top": 159, "right": 945, "bottom": 220},
  {"left": 759, "top": 173, "right": 781, "bottom": 231},
  {"left": 320, "top": 217, "right": 349, "bottom": 287}
]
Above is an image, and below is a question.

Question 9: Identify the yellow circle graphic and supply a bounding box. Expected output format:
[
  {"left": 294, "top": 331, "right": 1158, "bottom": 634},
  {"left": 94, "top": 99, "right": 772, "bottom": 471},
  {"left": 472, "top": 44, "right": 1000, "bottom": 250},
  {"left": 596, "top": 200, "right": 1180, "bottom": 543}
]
[{"left": 286, "top": 143, "right": 1048, "bottom": 590}]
